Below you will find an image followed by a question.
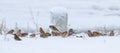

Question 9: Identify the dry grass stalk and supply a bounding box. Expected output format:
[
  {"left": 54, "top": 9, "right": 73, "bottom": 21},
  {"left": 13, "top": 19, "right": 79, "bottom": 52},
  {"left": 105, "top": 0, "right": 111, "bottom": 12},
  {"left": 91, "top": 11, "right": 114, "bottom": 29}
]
[{"left": 29, "top": 7, "right": 39, "bottom": 33}]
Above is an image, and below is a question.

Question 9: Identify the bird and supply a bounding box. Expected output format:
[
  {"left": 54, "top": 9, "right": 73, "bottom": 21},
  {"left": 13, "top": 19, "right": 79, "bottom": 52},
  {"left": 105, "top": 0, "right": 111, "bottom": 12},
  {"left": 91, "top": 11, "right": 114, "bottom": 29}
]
[
  {"left": 49, "top": 25, "right": 61, "bottom": 36},
  {"left": 21, "top": 33, "right": 28, "bottom": 37},
  {"left": 49, "top": 25, "right": 60, "bottom": 32},
  {"left": 16, "top": 29, "right": 22, "bottom": 36},
  {"left": 46, "top": 32, "right": 51, "bottom": 36},
  {"left": 87, "top": 30, "right": 106, "bottom": 37},
  {"left": 39, "top": 27, "right": 48, "bottom": 38},
  {"left": 51, "top": 31, "right": 60, "bottom": 36},
  {"left": 93, "top": 32, "right": 100, "bottom": 36},
  {"left": 87, "top": 30, "right": 93, "bottom": 37},
  {"left": 93, "top": 31, "right": 106, "bottom": 36},
  {"left": 109, "top": 30, "right": 114, "bottom": 36},
  {"left": 7, "top": 29, "right": 14, "bottom": 34},
  {"left": 30, "top": 33, "right": 36, "bottom": 38},
  {"left": 61, "top": 31, "right": 68, "bottom": 37},
  {"left": 13, "top": 34, "right": 21, "bottom": 41},
  {"left": 68, "top": 28, "right": 74, "bottom": 36}
]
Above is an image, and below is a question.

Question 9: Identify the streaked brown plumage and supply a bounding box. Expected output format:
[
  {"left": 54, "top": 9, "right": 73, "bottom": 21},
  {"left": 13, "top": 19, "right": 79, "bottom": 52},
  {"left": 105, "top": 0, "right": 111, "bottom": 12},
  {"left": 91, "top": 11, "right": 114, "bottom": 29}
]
[
  {"left": 68, "top": 29, "right": 74, "bottom": 36},
  {"left": 49, "top": 25, "right": 59, "bottom": 32},
  {"left": 93, "top": 31, "right": 106, "bottom": 36},
  {"left": 49, "top": 25, "right": 61, "bottom": 36},
  {"left": 30, "top": 33, "right": 36, "bottom": 38},
  {"left": 16, "top": 29, "right": 22, "bottom": 36},
  {"left": 61, "top": 31, "right": 68, "bottom": 37},
  {"left": 87, "top": 30, "right": 93, "bottom": 37},
  {"left": 87, "top": 30, "right": 106, "bottom": 37},
  {"left": 109, "top": 30, "right": 114, "bottom": 36},
  {"left": 46, "top": 33, "right": 51, "bottom": 36},
  {"left": 39, "top": 27, "right": 48, "bottom": 38},
  {"left": 21, "top": 33, "right": 28, "bottom": 37},
  {"left": 93, "top": 32, "right": 100, "bottom": 36},
  {"left": 51, "top": 31, "right": 60, "bottom": 36},
  {"left": 13, "top": 34, "right": 21, "bottom": 41},
  {"left": 7, "top": 29, "right": 14, "bottom": 34}
]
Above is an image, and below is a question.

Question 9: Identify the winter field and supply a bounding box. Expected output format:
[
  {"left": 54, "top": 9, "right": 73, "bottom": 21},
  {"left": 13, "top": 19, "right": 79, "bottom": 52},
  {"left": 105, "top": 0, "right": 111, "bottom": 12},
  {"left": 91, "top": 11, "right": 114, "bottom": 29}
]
[{"left": 0, "top": 0, "right": 120, "bottom": 53}]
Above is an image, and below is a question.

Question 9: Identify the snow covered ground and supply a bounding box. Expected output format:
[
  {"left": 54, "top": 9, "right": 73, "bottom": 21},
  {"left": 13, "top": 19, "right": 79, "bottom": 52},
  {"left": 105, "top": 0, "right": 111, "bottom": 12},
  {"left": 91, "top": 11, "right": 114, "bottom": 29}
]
[
  {"left": 0, "top": 36, "right": 120, "bottom": 53},
  {"left": 0, "top": 0, "right": 120, "bottom": 53}
]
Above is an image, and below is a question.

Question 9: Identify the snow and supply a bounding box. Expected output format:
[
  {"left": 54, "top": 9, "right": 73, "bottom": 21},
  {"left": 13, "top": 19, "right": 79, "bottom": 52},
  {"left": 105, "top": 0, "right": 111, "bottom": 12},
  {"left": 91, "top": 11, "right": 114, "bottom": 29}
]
[
  {"left": 0, "top": 0, "right": 120, "bottom": 53},
  {"left": 0, "top": 36, "right": 120, "bottom": 53},
  {"left": 50, "top": 7, "right": 67, "bottom": 16}
]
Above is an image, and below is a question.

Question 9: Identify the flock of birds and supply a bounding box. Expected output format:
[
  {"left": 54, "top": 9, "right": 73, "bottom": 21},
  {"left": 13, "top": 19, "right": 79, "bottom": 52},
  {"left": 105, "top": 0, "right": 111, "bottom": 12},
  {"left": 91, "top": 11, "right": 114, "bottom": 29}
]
[
  {"left": 5, "top": 25, "right": 72, "bottom": 41},
  {"left": 5, "top": 25, "right": 115, "bottom": 41}
]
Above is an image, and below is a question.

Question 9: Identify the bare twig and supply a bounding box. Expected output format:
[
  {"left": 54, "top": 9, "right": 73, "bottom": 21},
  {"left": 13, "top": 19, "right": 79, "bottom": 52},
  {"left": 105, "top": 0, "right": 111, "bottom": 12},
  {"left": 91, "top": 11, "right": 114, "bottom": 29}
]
[{"left": 29, "top": 7, "right": 39, "bottom": 33}]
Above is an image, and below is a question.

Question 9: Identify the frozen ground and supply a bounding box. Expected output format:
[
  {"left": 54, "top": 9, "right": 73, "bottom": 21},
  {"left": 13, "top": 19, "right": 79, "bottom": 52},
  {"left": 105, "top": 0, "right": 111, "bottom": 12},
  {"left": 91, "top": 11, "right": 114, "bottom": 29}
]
[
  {"left": 0, "top": 35, "right": 120, "bottom": 53},
  {"left": 0, "top": 0, "right": 120, "bottom": 53}
]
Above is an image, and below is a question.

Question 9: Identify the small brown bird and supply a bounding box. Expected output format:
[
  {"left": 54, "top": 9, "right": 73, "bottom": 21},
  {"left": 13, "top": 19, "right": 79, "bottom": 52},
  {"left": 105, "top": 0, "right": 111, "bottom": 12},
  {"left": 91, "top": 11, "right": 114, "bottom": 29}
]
[
  {"left": 68, "top": 29, "right": 74, "bottom": 36},
  {"left": 93, "top": 32, "right": 100, "bottom": 36},
  {"left": 13, "top": 34, "right": 21, "bottom": 41},
  {"left": 21, "top": 33, "right": 28, "bottom": 37},
  {"left": 49, "top": 25, "right": 60, "bottom": 32},
  {"left": 16, "top": 29, "right": 22, "bottom": 36},
  {"left": 30, "top": 33, "right": 36, "bottom": 38},
  {"left": 46, "top": 33, "right": 51, "bottom": 36},
  {"left": 39, "top": 27, "right": 48, "bottom": 38},
  {"left": 87, "top": 30, "right": 106, "bottom": 37},
  {"left": 61, "top": 31, "right": 68, "bottom": 37},
  {"left": 87, "top": 30, "right": 93, "bottom": 37},
  {"left": 7, "top": 29, "right": 14, "bottom": 34},
  {"left": 93, "top": 31, "right": 106, "bottom": 36},
  {"left": 109, "top": 30, "right": 114, "bottom": 36},
  {"left": 51, "top": 31, "right": 60, "bottom": 36}
]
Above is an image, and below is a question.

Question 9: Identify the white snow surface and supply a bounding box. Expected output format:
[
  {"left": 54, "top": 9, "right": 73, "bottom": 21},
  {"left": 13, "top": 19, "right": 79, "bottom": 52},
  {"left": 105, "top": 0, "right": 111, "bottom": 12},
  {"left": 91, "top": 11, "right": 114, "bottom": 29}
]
[
  {"left": 0, "top": 0, "right": 120, "bottom": 53},
  {"left": 0, "top": 35, "right": 120, "bottom": 53}
]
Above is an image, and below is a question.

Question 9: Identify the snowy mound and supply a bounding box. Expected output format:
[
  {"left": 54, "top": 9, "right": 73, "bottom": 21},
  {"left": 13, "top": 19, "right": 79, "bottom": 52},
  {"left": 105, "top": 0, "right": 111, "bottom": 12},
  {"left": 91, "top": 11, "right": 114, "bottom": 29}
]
[
  {"left": 50, "top": 7, "right": 68, "bottom": 32},
  {"left": 50, "top": 7, "right": 68, "bottom": 16}
]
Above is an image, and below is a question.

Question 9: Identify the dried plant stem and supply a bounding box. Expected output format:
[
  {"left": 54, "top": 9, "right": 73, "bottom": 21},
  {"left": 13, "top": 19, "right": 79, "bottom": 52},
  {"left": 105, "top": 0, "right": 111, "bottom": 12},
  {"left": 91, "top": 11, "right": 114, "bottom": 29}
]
[{"left": 29, "top": 7, "right": 39, "bottom": 32}]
